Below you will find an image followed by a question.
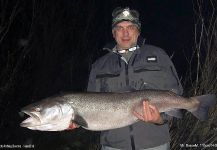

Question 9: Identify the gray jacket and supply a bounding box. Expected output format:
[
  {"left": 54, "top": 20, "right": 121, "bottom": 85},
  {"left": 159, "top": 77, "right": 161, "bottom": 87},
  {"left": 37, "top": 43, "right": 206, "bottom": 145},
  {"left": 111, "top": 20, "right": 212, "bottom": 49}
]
[{"left": 87, "top": 39, "right": 183, "bottom": 150}]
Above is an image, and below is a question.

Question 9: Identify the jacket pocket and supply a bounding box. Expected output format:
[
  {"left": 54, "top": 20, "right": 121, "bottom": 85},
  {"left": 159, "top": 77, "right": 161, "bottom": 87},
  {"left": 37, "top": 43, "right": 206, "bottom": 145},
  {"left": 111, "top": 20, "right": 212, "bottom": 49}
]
[
  {"left": 95, "top": 71, "right": 123, "bottom": 92},
  {"left": 96, "top": 73, "right": 120, "bottom": 79},
  {"left": 133, "top": 65, "right": 162, "bottom": 73}
]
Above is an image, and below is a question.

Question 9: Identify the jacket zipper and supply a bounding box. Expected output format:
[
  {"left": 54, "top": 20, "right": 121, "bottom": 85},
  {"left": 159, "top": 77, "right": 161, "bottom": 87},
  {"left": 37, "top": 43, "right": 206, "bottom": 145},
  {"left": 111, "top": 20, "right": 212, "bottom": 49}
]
[
  {"left": 125, "top": 63, "right": 129, "bottom": 86},
  {"left": 125, "top": 62, "right": 135, "bottom": 150}
]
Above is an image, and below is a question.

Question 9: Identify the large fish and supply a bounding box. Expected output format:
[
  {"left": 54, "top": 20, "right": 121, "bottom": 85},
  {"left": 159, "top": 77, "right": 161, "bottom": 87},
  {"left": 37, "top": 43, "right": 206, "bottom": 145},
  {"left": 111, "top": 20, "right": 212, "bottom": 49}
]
[{"left": 20, "top": 90, "right": 216, "bottom": 131}]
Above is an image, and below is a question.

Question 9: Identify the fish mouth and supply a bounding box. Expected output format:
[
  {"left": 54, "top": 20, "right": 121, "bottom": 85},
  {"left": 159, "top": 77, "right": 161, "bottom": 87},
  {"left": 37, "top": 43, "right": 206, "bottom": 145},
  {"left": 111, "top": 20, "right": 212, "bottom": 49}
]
[{"left": 20, "top": 111, "right": 41, "bottom": 127}]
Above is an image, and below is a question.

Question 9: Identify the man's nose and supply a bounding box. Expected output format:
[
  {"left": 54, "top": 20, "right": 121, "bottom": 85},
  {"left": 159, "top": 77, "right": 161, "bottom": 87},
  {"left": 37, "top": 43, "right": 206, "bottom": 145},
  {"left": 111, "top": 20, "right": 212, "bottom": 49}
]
[{"left": 123, "top": 29, "right": 129, "bottom": 36}]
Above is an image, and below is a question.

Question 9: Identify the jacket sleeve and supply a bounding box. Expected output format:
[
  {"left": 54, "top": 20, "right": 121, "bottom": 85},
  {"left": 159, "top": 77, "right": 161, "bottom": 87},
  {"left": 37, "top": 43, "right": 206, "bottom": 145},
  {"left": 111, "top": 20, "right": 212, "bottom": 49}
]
[
  {"left": 87, "top": 63, "right": 97, "bottom": 92},
  {"left": 160, "top": 49, "right": 183, "bottom": 95},
  {"left": 168, "top": 59, "right": 183, "bottom": 95}
]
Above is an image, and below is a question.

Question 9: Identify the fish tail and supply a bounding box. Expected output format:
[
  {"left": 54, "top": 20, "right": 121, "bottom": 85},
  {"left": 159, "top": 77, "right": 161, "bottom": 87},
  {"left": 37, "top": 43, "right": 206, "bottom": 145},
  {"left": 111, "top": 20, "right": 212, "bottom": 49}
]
[{"left": 189, "top": 94, "right": 216, "bottom": 121}]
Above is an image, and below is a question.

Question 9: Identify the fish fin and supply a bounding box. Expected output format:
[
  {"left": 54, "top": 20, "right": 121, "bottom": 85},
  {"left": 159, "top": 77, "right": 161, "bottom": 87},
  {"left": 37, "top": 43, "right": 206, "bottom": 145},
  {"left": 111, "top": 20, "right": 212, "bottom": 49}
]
[
  {"left": 73, "top": 114, "right": 88, "bottom": 128},
  {"left": 165, "top": 109, "right": 183, "bottom": 118},
  {"left": 189, "top": 94, "right": 216, "bottom": 121}
]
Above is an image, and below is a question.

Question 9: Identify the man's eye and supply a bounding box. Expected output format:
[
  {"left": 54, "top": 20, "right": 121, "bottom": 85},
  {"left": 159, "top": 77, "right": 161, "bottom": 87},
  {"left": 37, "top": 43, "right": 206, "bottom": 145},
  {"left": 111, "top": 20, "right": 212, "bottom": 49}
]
[
  {"left": 116, "top": 26, "right": 123, "bottom": 31},
  {"left": 128, "top": 25, "right": 136, "bottom": 30}
]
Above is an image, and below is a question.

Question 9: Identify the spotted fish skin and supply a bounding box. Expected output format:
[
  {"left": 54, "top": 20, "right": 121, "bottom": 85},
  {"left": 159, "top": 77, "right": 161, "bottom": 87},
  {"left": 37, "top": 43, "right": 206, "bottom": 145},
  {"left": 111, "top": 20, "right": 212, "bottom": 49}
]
[{"left": 20, "top": 90, "right": 216, "bottom": 131}]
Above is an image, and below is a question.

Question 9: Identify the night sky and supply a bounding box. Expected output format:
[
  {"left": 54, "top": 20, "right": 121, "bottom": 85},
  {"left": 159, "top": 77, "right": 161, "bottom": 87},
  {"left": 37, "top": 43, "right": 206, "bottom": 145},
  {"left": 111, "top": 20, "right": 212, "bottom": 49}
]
[{"left": 0, "top": 0, "right": 210, "bottom": 149}]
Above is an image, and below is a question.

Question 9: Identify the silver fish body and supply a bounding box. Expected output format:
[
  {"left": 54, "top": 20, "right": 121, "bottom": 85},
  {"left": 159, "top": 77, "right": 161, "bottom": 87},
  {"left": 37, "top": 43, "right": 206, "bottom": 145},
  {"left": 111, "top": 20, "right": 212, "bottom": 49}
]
[{"left": 20, "top": 90, "right": 216, "bottom": 131}]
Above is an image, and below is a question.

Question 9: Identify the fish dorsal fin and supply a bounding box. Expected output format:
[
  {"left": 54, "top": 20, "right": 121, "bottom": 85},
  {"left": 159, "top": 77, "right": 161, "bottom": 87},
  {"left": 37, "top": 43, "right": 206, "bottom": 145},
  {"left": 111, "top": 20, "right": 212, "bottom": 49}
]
[{"left": 165, "top": 109, "right": 183, "bottom": 118}]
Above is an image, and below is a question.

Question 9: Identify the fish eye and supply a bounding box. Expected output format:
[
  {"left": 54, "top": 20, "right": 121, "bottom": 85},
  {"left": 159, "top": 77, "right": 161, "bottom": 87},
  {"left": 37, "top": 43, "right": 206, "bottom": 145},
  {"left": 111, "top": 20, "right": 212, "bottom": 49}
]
[{"left": 35, "top": 107, "right": 41, "bottom": 112}]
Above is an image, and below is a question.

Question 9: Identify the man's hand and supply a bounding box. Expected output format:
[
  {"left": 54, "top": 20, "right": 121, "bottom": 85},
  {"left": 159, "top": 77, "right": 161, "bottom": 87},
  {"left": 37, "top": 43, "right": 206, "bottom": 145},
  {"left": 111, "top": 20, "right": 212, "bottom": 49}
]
[
  {"left": 67, "top": 122, "right": 79, "bottom": 130},
  {"left": 133, "top": 100, "right": 164, "bottom": 124}
]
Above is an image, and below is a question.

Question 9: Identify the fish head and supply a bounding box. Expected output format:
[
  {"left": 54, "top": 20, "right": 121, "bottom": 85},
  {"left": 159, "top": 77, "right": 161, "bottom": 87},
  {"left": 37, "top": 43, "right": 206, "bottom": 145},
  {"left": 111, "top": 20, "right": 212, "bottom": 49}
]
[{"left": 20, "top": 99, "right": 74, "bottom": 131}]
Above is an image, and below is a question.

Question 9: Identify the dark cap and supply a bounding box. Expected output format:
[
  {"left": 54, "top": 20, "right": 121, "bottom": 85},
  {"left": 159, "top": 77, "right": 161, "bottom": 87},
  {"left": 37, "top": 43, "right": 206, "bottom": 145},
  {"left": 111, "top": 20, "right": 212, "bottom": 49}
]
[{"left": 112, "top": 7, "right": 141, "bottom": 31}]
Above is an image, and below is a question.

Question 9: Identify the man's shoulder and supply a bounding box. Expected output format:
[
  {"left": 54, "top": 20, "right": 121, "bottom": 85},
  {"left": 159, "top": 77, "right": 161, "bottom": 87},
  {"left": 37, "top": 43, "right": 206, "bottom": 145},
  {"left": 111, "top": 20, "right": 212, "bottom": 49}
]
[
  {"left": 141, "top": 44, "right": 167, "bottom": 55},
  {"left": 92, "top": 52, "right": 116, "bottom": 68}
]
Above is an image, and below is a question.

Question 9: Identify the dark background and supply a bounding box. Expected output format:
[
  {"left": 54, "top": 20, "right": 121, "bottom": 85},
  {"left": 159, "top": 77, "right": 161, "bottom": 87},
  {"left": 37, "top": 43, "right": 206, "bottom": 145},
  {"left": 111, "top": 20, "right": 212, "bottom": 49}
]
[
  {"left": 0, "top": 0, "right": 206, "bottom": 149},
  {"left": 1, "top": 0, "right": 195, "bottom": 95}
]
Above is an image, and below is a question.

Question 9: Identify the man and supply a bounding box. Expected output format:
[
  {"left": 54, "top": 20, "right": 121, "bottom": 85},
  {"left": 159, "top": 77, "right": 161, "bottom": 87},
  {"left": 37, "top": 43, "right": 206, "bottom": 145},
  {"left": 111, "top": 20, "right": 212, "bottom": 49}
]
[{"left": 87, "top": 7, "right": 183, "bottom": 150}]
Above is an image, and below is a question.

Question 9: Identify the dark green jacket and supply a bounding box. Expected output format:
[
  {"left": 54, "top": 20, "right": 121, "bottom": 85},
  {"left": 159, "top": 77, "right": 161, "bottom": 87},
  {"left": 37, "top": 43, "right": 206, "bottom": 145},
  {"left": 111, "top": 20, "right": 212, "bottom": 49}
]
[{"left": 87, "top": 39, "right": 183, "bottom": 150}]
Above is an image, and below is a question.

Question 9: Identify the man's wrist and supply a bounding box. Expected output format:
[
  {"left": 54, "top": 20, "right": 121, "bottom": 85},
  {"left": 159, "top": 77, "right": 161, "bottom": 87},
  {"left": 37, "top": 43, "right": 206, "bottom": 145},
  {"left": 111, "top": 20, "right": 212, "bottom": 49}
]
[{"left": 156, "top": 113, "right": 168, "bottom": 125}]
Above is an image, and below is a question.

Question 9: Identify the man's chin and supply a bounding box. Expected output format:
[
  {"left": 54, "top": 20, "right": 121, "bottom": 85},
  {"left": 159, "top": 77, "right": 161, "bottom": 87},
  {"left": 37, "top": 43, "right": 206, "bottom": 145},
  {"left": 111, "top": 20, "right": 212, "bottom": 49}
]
[
  {"left": 119, "top": 42, "right": 137, "bottom": 49},
  {"left": 119, "top": 44, "right": 132, "bottom": 49}
]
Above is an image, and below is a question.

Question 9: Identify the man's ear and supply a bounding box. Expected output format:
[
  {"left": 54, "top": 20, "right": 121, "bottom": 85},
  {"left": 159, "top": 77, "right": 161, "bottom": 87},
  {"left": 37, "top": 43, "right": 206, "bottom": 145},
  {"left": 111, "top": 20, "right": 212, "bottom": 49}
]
[
  {"left": 112, "top": 29, "right": 116, "bottom": 38},
  {"left": 136, "top": 31, "right": 140, "bottom": 39}
]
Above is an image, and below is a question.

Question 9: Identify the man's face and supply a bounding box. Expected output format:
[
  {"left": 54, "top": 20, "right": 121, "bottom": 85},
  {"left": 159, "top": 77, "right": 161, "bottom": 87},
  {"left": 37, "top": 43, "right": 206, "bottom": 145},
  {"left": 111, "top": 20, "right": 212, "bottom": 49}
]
[{"left": 113, "top": 21, "right": 140, "bottom": 49}]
